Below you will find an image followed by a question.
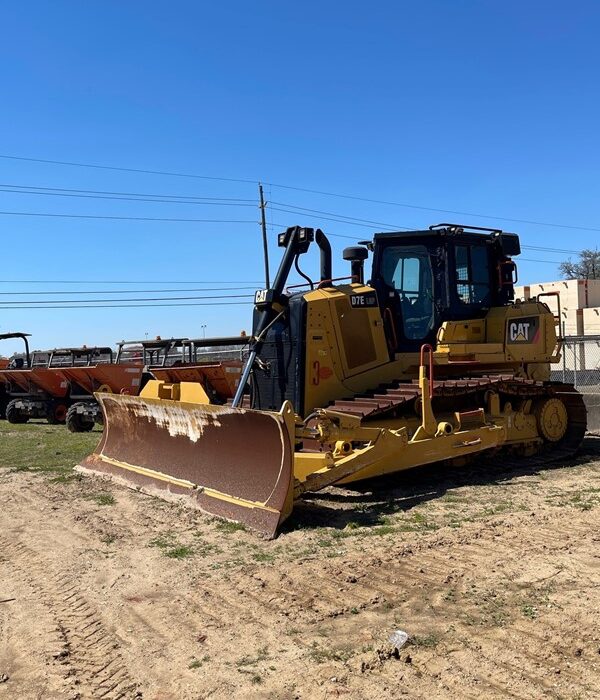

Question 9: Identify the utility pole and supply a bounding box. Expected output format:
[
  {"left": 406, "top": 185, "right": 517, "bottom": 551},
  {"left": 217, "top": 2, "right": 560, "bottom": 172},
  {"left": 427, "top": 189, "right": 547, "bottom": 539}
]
[{"left": 258, "top": 183, "right": 270, "bottom": 288}]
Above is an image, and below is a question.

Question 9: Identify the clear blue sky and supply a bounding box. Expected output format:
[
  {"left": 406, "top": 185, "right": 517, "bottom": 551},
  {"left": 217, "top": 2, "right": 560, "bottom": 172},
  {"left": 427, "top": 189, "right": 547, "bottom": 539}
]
[{"left": 1, "top": 1, "right": 599, "bottom": 354}]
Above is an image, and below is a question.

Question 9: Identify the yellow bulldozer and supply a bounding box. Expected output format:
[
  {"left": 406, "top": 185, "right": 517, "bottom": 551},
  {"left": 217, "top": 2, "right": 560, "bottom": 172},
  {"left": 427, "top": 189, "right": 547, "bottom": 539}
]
[{"left": 79, "top": 223, "right": 586, "bottom": 537}]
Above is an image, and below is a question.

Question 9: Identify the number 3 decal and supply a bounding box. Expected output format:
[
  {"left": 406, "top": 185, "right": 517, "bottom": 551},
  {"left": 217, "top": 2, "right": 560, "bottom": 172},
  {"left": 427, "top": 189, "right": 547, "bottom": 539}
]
[{"left": 311, "top": 360, "right": 320, "bottom": 386}]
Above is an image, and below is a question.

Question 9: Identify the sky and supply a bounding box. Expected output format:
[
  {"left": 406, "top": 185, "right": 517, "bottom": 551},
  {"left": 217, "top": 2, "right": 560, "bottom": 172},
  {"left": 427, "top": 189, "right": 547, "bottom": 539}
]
[{"left": 0, "top": 1, "right": 599, "bottom": 355}]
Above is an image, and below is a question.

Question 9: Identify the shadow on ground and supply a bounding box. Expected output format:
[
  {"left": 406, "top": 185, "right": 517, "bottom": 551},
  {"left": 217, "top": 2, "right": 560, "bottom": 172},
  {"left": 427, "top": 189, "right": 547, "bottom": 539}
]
[{"left": 283, "top": 434, "right": 600, "bottom": 533}]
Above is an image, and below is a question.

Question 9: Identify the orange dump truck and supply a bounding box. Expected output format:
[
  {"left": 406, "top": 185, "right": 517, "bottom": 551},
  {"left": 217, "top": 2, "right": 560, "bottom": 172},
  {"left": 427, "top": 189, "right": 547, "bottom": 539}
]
[
  {"left": 0, "top": 332, "right": 70, "bottom": 423},
  {"left": 49, "top": 347, "right": 144, "bottom": 432}
]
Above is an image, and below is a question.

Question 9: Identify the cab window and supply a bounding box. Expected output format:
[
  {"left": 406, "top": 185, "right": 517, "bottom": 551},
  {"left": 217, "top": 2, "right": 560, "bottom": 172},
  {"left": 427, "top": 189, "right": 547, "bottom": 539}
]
[
  {"left": 381, "top": 245, "right": 435, "bottom": 340},
  {"left": 455, "top": 244, "right": 491, "bottom": 305}
]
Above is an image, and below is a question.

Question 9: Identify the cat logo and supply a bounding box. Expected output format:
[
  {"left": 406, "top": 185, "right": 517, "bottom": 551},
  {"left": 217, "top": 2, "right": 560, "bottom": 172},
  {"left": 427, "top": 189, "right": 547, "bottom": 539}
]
[
  {"left": 506, "top": 316, "right": 540, "bottom": 344},
  {"left": 254, "top": 289, "right": 268, "bottom": 304}
]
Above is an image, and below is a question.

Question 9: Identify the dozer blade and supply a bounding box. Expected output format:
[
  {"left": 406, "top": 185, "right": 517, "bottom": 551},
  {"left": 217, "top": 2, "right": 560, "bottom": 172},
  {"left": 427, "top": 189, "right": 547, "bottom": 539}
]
[{"left": 79, "top": 394, "right": 295, "bottom": 538}]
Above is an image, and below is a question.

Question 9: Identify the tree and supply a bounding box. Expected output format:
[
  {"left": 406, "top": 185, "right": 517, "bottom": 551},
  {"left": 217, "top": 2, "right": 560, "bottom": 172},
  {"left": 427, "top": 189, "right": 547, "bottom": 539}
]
[{"left": 559, "top": 249, "right": 600, "bottom": 280}]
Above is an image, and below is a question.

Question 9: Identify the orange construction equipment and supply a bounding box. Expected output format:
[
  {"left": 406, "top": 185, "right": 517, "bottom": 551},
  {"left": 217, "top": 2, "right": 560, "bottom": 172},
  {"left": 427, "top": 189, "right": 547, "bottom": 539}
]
[
  {"left": 116, "top": 336, "right": 248, "bottom": 403},
  {"left": 149, "top": 336, "right": 248, "bottom": 402},
  {"left": 0, "top": 339, "right": 119, "bottom": 425},
  {"left": 0, "top": 354, "right": 10, "bottom": 418},
  {"left": 0, "top": 333, "right": 70, "bottom": 423},
  {"left": 50, "top": 347, "right": 143, "bottom": 432}
]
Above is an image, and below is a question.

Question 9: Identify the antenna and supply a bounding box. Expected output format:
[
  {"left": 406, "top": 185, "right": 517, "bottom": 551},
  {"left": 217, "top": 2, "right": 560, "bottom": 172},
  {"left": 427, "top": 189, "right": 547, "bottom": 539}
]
[{"left": 259, "top": 183, "right": 270, "bottom": 288}]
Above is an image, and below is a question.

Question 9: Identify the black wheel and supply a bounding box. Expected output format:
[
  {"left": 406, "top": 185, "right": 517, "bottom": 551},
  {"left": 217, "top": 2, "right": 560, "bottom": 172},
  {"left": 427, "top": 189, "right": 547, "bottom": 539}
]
[
  {"left": 47, "top": 402, "right": 68, "bottom": 425},
  {"left": 66, "top": 404, "right": 94, "bottom": 433},
  {"left": 0, "top": 388, "right": 8, "bottom": 419},
  {"left": 6, "top": 399, "right": 28, "bottom": 424}
]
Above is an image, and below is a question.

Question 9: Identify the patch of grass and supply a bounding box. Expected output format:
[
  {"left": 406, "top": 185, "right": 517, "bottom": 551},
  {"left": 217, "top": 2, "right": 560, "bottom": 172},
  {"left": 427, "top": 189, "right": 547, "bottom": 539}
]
[
  {"left": 441, "top": 493, "right": 469, "bottom": 504},
  {"left": 149, "top": 532, "right": 196, "bottom": 559},
  {"left": 251, "top": 674, "right": 263, "bottom": 684},
  {"left": 149, "top": 533, "right": 178, "bottom": 549},
  {"left": 410, "top": 633, "right": 440, "bottom": 648},
  {"left": 236, "top": 645, "right": 269, "bottom": 668},
  {"left": 215, "top": 520, "right": 247, "bottom": 533},
  {"left": 165, "top": 545, "right": 194, "bottom": 560},
  {"left": 0, "top": 422, "right": 99, "bottom": 473},
  {"left": 92, "top": 493, "right": 115, "bottom": 506},
  {"left": 480, "top": 500, "right": 522, "bottom": 517},
  {"left": 465, "top": 588, "right": 510, "bottom": 627},
  {"left": 100, "top": 534, "right": 117, "bottom": 545},
  {"left": 50, "top": 472, "right": 83, "bottom": 485},
  {"left": 189, "top": 655, "right": 210, "bottom": 669},
  {"left": 195, "top": 540, "right": 221, "bottom": 557},
  {"left": 308, "top": 642, "right": 355, "bottom": 664},
  {"left": 252, "top": 551, "right": 275, "bottom": 563},
  {"left": 350, "top": 607, "right": 359, "bottom": 615},
  {"left": 521, "top": 604, "right": 538, "bottom": 619},
  {"left": 363, "top": 524, "right": 396, "bottom": 537}
]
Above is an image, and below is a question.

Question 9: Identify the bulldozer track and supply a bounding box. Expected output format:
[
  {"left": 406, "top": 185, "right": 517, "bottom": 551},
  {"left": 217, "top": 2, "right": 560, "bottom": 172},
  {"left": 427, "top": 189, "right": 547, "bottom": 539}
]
[
  {"left": 328, "top": 376, "right": 587, "bottom": 466},
  {"left": 0, "top": 534, "right": 141, "bottom": 699}
]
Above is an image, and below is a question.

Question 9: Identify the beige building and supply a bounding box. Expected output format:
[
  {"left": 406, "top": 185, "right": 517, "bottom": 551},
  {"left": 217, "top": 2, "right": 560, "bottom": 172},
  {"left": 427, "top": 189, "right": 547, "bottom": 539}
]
[
  {"left": 515, "top": 279, "right": 600, "bottom": 336},
  {"left": 514, "top": 279, "right": 600, "bottom": 374}
]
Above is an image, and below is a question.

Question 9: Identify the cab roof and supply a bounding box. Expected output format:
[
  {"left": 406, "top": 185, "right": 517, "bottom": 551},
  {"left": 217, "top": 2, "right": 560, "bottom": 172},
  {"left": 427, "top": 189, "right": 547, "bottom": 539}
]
[{"left": 370, "top": 223, "right": 521, "bottom": 256}]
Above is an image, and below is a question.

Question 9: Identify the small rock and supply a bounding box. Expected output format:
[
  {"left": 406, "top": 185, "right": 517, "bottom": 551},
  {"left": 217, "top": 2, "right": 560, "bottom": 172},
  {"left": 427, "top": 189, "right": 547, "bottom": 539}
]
[
  {"left": 404, "top": 654, "right": 412, "bottom": 664},
  {"left": 0, "top": 673, "right": 8, "bottom": 684},
  {"left": 330, "top": 676, "right": 337, "bottom": 683}
]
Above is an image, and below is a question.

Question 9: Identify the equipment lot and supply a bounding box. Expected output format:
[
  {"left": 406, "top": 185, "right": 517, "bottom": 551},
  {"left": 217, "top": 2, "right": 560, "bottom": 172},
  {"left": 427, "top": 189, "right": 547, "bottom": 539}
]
[{"left": 1, "top": 423, "right": 600, "bottom": 699}]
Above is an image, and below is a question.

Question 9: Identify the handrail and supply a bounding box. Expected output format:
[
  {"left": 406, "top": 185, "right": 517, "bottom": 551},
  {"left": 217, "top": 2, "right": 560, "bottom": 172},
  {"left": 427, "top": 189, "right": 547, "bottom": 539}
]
[
  {"left": 286, "top": 275, "right": 358, "bottom": 292},
  {"left": 383, "top": 307, "right": 398, "bottom": 352},
  {"left": 498, "top": 258, "right": 518, "bottom": 288},
  {"left": 420, "top": 343, "right": 434, "bottom": 398},
  {"left": 536, "top": 291, "right": 562, "bottom": 336}
]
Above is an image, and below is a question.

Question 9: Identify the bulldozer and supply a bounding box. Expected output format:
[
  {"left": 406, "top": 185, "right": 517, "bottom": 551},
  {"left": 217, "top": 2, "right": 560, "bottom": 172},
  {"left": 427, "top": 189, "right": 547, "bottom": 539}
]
[{"left": 79, "top": 224, "right": 587, "bottom": 537}]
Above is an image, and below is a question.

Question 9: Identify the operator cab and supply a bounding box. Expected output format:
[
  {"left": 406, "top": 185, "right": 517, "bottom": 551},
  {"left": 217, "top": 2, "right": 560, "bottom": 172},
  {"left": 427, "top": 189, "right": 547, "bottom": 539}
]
[{"left": 363, "top": 223, "right": 519, "bottom": 353}]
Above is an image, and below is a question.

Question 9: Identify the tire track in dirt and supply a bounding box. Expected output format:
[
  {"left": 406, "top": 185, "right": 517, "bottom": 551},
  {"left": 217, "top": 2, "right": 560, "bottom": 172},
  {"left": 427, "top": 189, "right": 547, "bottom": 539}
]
[
  {"left": 0, "top": 551, "right": 73, "bottom": 699},
  {"left": 3, "top": 441, "right": 600, "bottom": 699},
  {"left": 0, "top": 535, "right": 142, "bottom": 699}
]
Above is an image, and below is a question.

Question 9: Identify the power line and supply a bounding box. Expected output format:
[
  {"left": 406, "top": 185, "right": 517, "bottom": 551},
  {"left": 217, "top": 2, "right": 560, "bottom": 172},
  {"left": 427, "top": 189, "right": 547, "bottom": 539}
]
[
  {"left": 270, "top": 204, "right": 409, "bottom": 230},
  {"left": 0, "top": 186, "right": 255, "bottom": 207},
  {"left": 273, "top": 204, "right": 581, "bottom": 253},
  {"left": 0, "top": 210, "right": 258, "bottom": 223},
  {"left": 0, "top": 182, "right": 253, "bottom": 202},
  {"left": 519, "top": 258, "right": 562, "bottom": 264},
  {"left": 0, "top": 294, "right": 254, "bottom": 305},
  {"left": 0, "top": 279, "right": 263, "bottom": 284},
  {"left": 0, "top": 206, "right": 580, "bottom": 252},
  {"left": 0, "top": 285, "right": 259, "bottom": 296},
  {"left": 0, "top": 154, "right": 257, "bottom": 185},
  {"left": 0, "top": 301, "right": 253, "bottom": 310},
  {"left": 268, "top": 183, "right": 600, "bottom": 234},
  {"left": 3, "top": 153, "right": 599, "bottom": 234}
]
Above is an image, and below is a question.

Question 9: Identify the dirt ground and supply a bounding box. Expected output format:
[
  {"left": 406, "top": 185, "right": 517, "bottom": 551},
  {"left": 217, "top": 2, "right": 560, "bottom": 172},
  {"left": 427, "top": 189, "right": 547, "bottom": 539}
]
[{"left": 1, "top": 424, "right": 600, "bottom": 699}]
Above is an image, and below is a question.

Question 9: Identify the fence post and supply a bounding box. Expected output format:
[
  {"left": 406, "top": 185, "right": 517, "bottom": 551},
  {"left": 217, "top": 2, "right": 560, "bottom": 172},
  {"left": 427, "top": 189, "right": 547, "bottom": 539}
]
[
  {"left": 574, "top": 340, "right": 578, "bottom": 388},
  {"left": 562, "top": 323, "right": 566, "bottom": 383}
]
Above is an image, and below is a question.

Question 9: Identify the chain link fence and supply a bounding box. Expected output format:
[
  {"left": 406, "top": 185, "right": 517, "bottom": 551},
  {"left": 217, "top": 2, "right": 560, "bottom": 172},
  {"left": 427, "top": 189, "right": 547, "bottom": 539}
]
[{"left": 552, "top": 335, "right": 600, "bottom": 393}]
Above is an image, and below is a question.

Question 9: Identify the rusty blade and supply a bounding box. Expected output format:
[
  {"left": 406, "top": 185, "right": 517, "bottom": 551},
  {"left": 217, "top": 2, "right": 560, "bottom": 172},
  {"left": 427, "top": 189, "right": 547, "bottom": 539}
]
[{"left": 79, "top": 394, "right": 295, "bottom": 538}]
